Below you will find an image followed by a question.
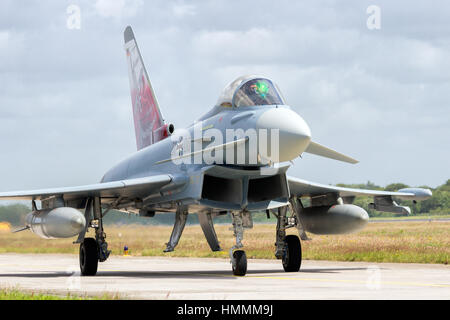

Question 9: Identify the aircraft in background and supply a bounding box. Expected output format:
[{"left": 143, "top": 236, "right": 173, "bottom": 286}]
[{"left": 0, "top": 26, "right": 432, "bottom": 276}]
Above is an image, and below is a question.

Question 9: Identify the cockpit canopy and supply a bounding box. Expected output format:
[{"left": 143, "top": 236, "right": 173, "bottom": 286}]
[{"left": 216, "top": 75, "right": 285, "bottom": 108}]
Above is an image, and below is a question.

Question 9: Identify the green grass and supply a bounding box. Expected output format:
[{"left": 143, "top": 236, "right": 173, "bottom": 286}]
[
  {"left": 0, "top": 221, "right": 448, "bottom": 264},
  {"left": 0, "top": 287, "right": 119, "bottom": 300},
  {"left": 370, "top": 214, "right": 450, "bottom": 221}
]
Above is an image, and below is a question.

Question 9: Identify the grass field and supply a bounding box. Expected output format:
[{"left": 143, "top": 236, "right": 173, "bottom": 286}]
[
  {"left": 0, "top": 220, "right": 448, "bottom": 264},
  {"left": 0, "top": 288, "right": 84, "bottom": 300},
  {"left": 369, "top": 215, "right": 450, "bottom": 221},
  {"left": 0, "top": 287, "right": 119, "bottom": 300}
]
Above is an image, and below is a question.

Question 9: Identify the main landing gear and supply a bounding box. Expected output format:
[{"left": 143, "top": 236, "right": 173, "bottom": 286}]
[
  {"left": 232, "top": 249, "right": 247, "bottom": 276},
  {"left": 282, "top": 235, "right": 302, "bottom": 272},
  {"left": 76, "top": 197, "right": 111, "bottom": 276},
  {"left": 79, "top": 238, "right": 98, "bottom": 276},
  {"left": 274, "top": 205, "right": 303, "bottom": 272}
]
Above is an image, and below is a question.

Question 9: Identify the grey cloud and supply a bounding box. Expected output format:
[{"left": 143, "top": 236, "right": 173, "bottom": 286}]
[{"left": 0, "top": 0, "right": 448, "bottom": 191}]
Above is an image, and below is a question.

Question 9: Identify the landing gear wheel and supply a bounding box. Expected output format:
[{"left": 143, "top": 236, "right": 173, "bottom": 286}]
[
  {"left": 80, "top": 238, "right": 98, "bottom": 276},
  {"left": 232, "top": 250, "right": 247, "bottom": 276},
  {"left": 282, "top": 235, "right": 302, "bottom": 272}
]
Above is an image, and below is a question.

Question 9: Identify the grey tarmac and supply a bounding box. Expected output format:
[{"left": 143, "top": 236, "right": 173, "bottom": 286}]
[{"left": 0, "top": 253, "right": 448, "bottom": 300}]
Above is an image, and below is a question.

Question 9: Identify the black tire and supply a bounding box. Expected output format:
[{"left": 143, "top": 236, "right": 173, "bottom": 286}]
[
  {"left": 80, "top": 238, "right": 98, "bottom": 276},
  {"left": 282, "top": 235, "right": 302, "bottom": 272},
  {"left": 232, "top": 250, "right": 247, "bottom": 276}
]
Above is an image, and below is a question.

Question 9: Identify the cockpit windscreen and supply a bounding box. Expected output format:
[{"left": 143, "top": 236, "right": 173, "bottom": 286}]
[{"left": 233, "top": 78, "right": 284, "bottom": 107}]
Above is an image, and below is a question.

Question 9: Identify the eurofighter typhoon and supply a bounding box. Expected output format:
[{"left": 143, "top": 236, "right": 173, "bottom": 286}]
[{"left": 0, "top": 27, "right": 432, "bottom": 276}]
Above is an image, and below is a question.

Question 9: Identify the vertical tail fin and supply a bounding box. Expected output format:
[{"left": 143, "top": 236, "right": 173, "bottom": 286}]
[{"left": 124, "top": 26, "right": 167, "bottom": 150}]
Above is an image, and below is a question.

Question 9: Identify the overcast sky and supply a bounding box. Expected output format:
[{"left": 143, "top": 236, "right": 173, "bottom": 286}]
[{"left": 0, "top": 0, "right": 449, "bottom": 192}]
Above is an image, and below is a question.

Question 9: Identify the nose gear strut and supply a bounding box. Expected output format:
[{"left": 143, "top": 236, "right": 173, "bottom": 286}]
[{"left": 230, "top": 211, "right": 247, "bottom": 276}]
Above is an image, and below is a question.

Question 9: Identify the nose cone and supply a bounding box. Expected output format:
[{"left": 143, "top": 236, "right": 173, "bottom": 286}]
[{"left": 256, "top": 108, "right": 311, "bottom": 162}]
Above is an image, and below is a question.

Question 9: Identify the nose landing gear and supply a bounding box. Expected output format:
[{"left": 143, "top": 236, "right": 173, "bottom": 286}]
[{"left": 230, "top": 211, "right": 249, "bottom": 276}]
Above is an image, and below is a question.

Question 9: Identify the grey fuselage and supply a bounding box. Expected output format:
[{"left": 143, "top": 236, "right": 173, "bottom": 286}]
[{"left": 101, "top": 104, "right": 299, "bottom": 214}]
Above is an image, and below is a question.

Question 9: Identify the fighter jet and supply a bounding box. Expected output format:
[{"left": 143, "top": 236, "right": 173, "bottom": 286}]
[{"left": 0, "top": 26, "right": 432, "bottom": 276}]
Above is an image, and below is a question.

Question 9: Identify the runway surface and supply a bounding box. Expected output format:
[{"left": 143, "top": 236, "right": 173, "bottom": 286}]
[{"left": 0, "top": 253, "right": 448, "bottom": 299}]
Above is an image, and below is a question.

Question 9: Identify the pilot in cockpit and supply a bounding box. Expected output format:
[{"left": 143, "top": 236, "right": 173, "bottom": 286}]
[
  {"left": 217, "top": 76, "right": 285, "bottom": 109},
  {"left": 233, "top": 78, "right": 284, "bottom": 108}
]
